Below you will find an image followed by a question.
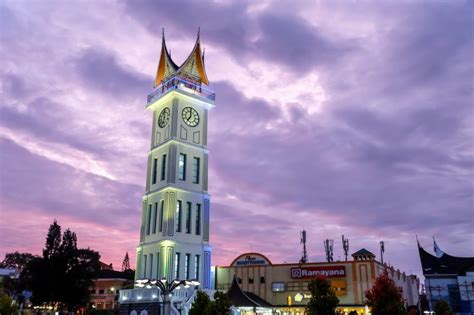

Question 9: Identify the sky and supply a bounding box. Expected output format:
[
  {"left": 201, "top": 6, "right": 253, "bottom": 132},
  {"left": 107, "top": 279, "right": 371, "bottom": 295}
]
[{"left": 0, "top": 0, "right": 473, "bottom": 280}]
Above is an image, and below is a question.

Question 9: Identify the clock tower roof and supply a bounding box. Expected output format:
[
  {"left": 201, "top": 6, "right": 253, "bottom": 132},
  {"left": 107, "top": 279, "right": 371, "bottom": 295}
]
[
  {"left": 154, "top": 30, "right": 179, "bottom": 87},
  {"left": 154, "top": 29, "right": 209, "bottom": 87}
]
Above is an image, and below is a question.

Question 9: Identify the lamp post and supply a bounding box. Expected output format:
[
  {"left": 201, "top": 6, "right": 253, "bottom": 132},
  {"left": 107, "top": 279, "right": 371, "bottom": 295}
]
[{"left": 135, "top": 278, "right": 200, "bottom": 315}]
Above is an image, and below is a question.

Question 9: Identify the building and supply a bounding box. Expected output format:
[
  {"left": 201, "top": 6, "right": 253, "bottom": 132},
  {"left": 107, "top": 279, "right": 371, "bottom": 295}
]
[
  {"left": 216, "top": 251, "right": 420, "bottom": 314},
  {"left": 90, "top": 269, "right": 134, "bottom": 310},
  {"left": 0, "top": 268, "right": 19, "bottom": 283},
  {"left": 119, "top": 30, "right": 215, "bottom": 314},
  {"left": 418, "top": 239, "right": 474, "bottom": 314}
]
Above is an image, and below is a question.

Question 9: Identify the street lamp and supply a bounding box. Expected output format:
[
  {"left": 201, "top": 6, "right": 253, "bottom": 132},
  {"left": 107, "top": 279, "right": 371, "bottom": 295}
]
[{"left": 135, "top": 278, "right": 200, "bottom": 315}]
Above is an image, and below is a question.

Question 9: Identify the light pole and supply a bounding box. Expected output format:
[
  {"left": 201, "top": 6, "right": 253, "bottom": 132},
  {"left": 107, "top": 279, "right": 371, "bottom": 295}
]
[{"left": 135, "top": 278, "right": 200, "bottom": 315}]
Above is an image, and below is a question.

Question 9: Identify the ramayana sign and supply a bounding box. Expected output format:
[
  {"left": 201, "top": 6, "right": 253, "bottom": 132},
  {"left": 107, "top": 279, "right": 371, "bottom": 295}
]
[{"left": 291, "top": 266, "right": 346, "bottom": 279}]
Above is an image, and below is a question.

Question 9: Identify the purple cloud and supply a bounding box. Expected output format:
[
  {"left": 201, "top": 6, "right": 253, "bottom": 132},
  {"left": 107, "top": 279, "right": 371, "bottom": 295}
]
[{"left": 0, "top": 0, "right": 472, "bottom": 278}]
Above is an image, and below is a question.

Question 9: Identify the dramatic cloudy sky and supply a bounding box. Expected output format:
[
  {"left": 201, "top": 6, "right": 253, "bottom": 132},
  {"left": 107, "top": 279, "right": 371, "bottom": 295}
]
[{"left": 1, "top": 0, "right": 473, "bottom": 279}]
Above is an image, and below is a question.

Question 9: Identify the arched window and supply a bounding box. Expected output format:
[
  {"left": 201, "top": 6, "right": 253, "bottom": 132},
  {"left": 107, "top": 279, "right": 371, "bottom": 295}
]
[
  {"left": 130, "top": 310, "right": 137, "bottom": 315},
  {"left": 140, "top": 310, "right": 148, "bottom": 315}
]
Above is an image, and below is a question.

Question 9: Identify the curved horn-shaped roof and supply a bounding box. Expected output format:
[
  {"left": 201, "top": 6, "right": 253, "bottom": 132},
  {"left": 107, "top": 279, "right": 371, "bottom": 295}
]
[
  {"left": 154, "top": 31, "right": 178, "bottom": 87},
  {"left": 176, "top": 30, "right": 209, "bottom": 85}
]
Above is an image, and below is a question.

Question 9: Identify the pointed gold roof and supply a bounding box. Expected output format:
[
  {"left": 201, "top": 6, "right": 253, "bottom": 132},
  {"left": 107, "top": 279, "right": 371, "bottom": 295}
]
[
  {"left": 153, "top": 29, "right": 209, "bottom": 87},
  {"left": 154, "top": 32, "right": 178, "bottom": 87},
  {"left": 176, "top": 31, "right": 209, "bottom": 85}
]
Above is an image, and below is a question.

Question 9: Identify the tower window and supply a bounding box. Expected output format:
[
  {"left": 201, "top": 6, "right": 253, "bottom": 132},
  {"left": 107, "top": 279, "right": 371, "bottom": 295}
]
[
  {"left": 146, "top": 204, "right": 152, "bottom": 235},
  {"left": 156, "top": 252, "right": 160, "bottom": 279},
  {"left": 143, "top": 254, "right": 147, "bottom": 278},
  {"left": 152, "top": 202, "right": 158, "bottom": 234},
  {"left": 149, "top": 253, "right": 154, "bottom": 279},
  {"left": 178, "top": 153, "right": 186, "bottom": 180},
  {"left": 186, "top": 202, "right": 192, "bottom": 234},
  {"left": 176, "top": 200, "right": 182, "bottom": 232},
  {"left": 152, "top": 157, "right": 158, "bottom": 184},
  {"left": 159, "top": 200, "right": 164, "bottom": 233},
  {"left": 195, "top": 204, "right": 201, "bottom": 235},
  {"left": 185, "top": 254, "right": 190, "bottom": 280},
  {"left": 192, "top": 157, "right": 200, "bottom": 184},
  {"left": 194, "top": 255, "right": 200, "bottom": 280},
  {"left": 175, "top": 252, "right": 180, "bottom": 279},
  {"left": 161, "top": 154, "right": 167, "bottom": 181}
]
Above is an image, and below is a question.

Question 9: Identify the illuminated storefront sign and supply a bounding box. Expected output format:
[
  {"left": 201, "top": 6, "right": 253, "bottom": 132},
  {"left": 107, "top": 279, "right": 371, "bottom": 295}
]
[
  {"left": 231, "top": 253, "right": 271, "bottom": 267},
  {"left": 291, "top": 265, "right": 346, "bottom": 279}
]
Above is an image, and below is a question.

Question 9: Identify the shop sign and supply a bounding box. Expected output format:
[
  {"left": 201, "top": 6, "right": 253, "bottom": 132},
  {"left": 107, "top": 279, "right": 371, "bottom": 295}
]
[
  {"left": 291, "top": 265, "right": 346, "bottom": 279},
  {"left": 294, "top": 293, "right": 311, "bottom": 302},
  {"left": 232, "top": 253, "right": 271, "bottom": 266}
]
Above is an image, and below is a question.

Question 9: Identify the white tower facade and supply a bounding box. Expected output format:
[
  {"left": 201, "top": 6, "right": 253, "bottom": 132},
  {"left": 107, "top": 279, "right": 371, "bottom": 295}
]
[{"left": 135, "top": 31, "right": 214, "bottom": 289}]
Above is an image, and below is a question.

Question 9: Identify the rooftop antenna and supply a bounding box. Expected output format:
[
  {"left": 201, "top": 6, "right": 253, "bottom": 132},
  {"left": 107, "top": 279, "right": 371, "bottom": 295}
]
[
  {"left": 324, "top": 239, "right": 334, "bottom": 262},
  {"left": 299, "top": 230, "right": 308, "bottom": 263},
  {"left": 342, "top": 235, "right": 349, "bottom": 261},
  {"left": 380, "top": 240, "right": 385, "bottom": 264}
]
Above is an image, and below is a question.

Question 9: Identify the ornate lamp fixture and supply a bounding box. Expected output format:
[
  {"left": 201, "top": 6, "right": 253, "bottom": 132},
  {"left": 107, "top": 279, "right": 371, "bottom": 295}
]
[{"left": 135, "top": 278, "right": 200, "bottom": 315}]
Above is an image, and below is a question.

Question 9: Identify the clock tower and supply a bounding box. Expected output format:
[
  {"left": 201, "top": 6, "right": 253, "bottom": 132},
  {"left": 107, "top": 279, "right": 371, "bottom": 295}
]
[{"left": 135, "top": 30, "right": 214, "bottom": 289}]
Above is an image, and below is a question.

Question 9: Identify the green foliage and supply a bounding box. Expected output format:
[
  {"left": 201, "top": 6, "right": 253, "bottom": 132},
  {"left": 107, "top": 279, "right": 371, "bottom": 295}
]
[
  {"left": 122, "top": 252, "right": 131, "bottom": 271},
  {"left": 306, "top": 276, "right": 340, "bottom": 315},
  {"left": 434, "top": 300, "right": 452, "bottom": 315},
  {"left": 1, "top": 252, "right": 37, "bottom": 271},
  {"left": 189, "top": 290, "right": 231, "bottom": 315},
  {"left": 0, "top": 290, "right": 18, "bottom": 315},
  {"left": 365, "top": 271, "right": 406, "bottom": 315},
  {"left": 207, "top": 291, "right": 231, "bottom": 315},
  {"left": 21, "top": 220, "right": 101, "bottom": 312},
  {"left": 189, "top": 290, "right": 211, "bottom": 315}
]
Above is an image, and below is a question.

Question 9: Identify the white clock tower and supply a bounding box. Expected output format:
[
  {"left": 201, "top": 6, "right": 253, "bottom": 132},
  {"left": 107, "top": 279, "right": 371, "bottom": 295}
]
[{"left": 135, "top": 30, "right": 214, "bottom": 289}]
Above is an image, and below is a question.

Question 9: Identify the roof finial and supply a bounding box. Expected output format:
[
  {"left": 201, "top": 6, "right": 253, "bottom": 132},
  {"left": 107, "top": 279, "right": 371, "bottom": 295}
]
[
  {"left": 197, "top": 27, "right": 201, "bottom": 40},
  {"left": 162, "top": 27, "right": 165, "bottom": 39},
  {"left": 433, "top": 237, "right": 444, "bottom": 258},
  {"left": 416, "top": 235, "right": 420, "bottom": 247}
]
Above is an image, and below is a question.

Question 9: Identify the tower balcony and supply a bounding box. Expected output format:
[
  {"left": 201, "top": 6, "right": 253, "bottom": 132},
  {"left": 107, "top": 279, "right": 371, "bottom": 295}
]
[{"left": 147, "top": 77, "right": 215, "bottom": 107}]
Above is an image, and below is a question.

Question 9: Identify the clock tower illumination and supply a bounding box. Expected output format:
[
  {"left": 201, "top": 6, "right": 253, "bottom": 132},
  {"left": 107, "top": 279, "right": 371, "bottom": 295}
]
[{"left": 136, "top": 30, "right": 214, "bottom": 289}]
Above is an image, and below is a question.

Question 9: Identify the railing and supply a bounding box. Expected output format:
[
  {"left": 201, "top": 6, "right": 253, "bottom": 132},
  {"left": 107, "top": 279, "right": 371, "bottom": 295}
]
[
  {"left": 119, "top": 287, "right": 195, "bottom": 303},
  {"left": 147, "top": 77, "right": 216, "bottom": 105}
]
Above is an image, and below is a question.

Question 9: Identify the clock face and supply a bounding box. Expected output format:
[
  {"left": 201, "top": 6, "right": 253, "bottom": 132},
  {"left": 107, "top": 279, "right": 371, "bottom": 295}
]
[
  {"left": 158, "top": 108, "right": 170, "bottom": 128},
  {"left": 182, "top": 107, "right": 200, "bottom": 127}
]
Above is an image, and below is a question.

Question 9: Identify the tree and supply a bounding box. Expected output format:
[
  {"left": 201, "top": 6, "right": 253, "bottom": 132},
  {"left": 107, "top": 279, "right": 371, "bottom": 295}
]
[
  {"left": 189, "top": 290, "right": 211, "bottom": 315},
  {"left": 0, "top": 290, "right": 18, "bottom": 315},
  {"left": 122, "top": 252, "right": 130, "bottom": 271},
  {"left": 207, "top": 291, "right": 231, "bottom": 315},
  {"left": 189, "top": 290, "right": 231, "bottom": 315},
  {"left": 21, "top": 221, "right": 101, "bottom": 312},
  {"left": 306, "top": 276, "right": 339, "bottom": 315},
  {"left": 1, "top": 252, "right": 37, "bottom": 303},
  {"left": 365, "top": 271, "right": 406, "bottom": 315},
  {"left": 1, "top": 252, "right": 37, "bottom": 272},
  {"left": 434, "top": 300, "right": 452, "bottom": 315},
  {"left": 43, "top": 220, "right": 61, "bottom": 259}
]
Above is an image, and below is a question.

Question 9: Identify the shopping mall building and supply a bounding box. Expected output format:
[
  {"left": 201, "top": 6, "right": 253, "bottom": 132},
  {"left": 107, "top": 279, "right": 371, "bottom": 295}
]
[{"left": 214, "top": 250, "right": 420, "bottom": 314}]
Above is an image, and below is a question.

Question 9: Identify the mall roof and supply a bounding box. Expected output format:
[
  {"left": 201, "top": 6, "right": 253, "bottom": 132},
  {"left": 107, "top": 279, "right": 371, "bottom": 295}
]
[{"left": 418, "top": 244, "right": 474, "bottom": 276}]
